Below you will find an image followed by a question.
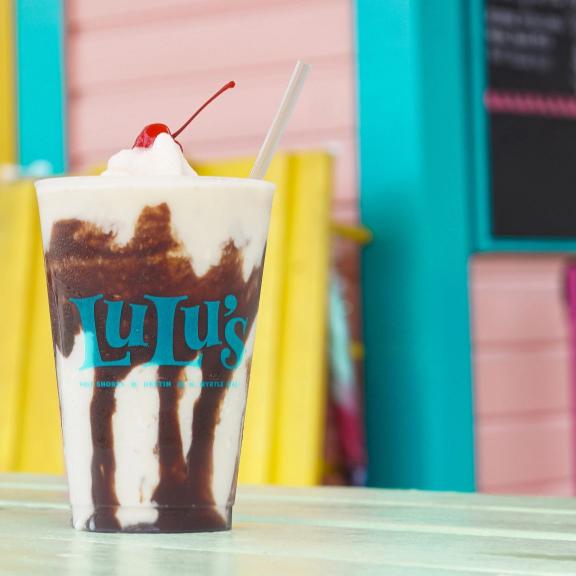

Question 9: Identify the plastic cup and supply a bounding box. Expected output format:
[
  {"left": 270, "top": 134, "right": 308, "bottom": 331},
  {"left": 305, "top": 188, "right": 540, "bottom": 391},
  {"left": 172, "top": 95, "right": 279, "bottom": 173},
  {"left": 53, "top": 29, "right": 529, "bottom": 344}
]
[{"left": 35, "top": 176, "right": 274, "bottom": 532}]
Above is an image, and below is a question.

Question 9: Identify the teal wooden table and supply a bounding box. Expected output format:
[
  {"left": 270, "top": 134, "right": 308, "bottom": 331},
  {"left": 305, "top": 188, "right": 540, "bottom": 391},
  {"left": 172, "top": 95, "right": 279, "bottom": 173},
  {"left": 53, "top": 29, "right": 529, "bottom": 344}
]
[{"left": 2, "top": 474, "right": 576, "bottom": 575}]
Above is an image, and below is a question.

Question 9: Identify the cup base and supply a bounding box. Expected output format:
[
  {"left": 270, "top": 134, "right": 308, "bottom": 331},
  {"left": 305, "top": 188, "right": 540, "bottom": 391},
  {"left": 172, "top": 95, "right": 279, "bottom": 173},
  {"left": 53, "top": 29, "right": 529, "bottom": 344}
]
[{"left": 72, "top": 505, "right": 232, "bottom": 533}]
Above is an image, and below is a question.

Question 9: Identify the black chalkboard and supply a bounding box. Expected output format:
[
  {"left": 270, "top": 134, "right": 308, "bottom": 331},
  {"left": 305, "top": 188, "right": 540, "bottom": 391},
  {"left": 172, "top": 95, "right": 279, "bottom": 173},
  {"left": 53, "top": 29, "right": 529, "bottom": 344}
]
[{"left": 486, "top": 0, "right": 576, "bottom": 237}]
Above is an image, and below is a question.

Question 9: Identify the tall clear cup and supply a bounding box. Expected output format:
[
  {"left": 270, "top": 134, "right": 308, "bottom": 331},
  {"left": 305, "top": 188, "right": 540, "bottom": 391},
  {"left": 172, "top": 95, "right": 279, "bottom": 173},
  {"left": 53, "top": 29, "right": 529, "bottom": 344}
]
[{"left": 35, "top": 176, "right": 274, "bottom": 532}]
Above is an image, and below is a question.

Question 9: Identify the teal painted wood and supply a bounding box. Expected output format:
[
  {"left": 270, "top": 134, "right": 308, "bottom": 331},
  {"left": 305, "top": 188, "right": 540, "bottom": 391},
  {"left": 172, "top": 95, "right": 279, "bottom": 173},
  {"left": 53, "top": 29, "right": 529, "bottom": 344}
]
[
  {"left": 16, "top": 0, "right": 66, "bottom": 173},
  {"left": 476, "top": 239, "right": 576, "bottom": 252},
  {"left": 356, "top": 0, "right": 475, "bottom": 490},
  {"left": 4, "top": 474, "right": 576, "bottom": 574},
  {"left": 470, "top": 0, "right": 576, "bottom": 253},
  {"left": 469, "top": 0, "right": 491, "bottom": 253}
]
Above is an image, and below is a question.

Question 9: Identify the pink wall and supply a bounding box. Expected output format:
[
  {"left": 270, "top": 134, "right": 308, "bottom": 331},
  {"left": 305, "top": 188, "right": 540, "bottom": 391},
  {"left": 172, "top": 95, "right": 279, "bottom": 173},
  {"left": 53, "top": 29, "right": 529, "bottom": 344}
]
[
  {"left": 66, "top": 1, "right": 575, "bottom": 495},
  {"left": 67, "top": 0, "right": 358, "bottom": 221},
  {"left": 471, "top": 255, "right": 575, "bottom": 496}
]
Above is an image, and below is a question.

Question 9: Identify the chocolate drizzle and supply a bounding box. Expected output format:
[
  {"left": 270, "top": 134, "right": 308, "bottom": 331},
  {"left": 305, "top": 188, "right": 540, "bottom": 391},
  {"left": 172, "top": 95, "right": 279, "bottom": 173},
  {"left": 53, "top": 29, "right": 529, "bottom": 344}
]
[{"left": 45, "top": 203, "right": 263, "bottom": 532}]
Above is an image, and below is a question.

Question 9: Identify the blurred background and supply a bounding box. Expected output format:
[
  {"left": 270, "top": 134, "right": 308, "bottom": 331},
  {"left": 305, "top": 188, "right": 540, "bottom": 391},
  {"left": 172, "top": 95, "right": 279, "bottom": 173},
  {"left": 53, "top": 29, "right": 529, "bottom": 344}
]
[{"left": 2, "top": 0, "right": 576, "bottom": 497}]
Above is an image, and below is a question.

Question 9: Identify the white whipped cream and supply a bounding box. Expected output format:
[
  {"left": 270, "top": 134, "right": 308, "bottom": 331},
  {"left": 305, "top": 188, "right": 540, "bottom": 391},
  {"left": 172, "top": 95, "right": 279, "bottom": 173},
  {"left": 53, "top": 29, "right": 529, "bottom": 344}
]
[{"left": 102, "top": 132, "right": 197, "bottom": 177}]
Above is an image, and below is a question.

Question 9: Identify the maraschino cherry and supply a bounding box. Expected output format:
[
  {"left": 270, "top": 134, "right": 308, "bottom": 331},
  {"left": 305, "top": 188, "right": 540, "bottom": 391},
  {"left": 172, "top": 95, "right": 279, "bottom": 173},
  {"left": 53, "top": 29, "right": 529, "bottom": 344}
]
[{"left": 133, "top": 81, "right": 236, "bottom": 149}]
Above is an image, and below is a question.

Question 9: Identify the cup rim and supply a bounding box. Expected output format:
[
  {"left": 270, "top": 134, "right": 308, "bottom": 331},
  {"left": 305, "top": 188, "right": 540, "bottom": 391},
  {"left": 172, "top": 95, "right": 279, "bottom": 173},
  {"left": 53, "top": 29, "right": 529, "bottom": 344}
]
[{"left": 35, "top": 175, "right": 275, "bottom": 193}]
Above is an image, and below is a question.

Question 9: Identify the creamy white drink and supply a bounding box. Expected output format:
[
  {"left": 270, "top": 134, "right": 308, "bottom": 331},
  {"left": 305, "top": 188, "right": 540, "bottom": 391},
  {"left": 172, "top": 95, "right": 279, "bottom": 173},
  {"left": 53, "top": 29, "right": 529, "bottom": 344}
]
[{"left": 36, "top": 116, "right": 274, "bottom": 532}]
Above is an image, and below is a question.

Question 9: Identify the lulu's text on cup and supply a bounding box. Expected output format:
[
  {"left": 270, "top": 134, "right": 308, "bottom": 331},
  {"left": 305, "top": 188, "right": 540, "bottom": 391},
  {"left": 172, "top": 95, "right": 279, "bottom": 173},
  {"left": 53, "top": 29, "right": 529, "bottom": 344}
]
[{"left": 69, "top": 294, "right": 247, "bottom": 370}]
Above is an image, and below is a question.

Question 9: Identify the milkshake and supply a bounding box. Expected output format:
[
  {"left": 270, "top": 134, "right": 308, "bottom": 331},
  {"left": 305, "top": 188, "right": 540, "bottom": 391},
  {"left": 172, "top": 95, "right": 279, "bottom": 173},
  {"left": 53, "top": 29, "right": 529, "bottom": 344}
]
[{"left": 35, "top": 84, "right": 275, "bottom": 532}]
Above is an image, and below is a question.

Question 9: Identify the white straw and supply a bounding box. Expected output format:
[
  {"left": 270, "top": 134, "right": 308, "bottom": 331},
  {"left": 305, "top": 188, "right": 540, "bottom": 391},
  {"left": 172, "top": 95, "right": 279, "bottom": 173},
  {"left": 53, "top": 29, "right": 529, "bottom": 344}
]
[{"left": 250, "top": 61, "right": 311, "bottom": 179}]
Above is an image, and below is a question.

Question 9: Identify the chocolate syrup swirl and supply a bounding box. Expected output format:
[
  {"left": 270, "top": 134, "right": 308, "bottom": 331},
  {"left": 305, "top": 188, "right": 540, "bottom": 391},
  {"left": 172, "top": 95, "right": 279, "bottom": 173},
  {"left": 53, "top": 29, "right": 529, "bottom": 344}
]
[{"left": 44, "top": 203, "right": 263, "bottom": 532}]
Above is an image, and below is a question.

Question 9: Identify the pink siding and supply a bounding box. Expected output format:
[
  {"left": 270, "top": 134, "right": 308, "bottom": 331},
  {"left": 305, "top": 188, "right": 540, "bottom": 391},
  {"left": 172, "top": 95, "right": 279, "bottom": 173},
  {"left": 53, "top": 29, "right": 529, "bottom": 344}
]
[
  {"left": 475, "top": 348, "right": 571, "bottom": 417},
  {"left": 66, "top": 0, "right": 358, "bottom": 220},
  {"left": 67, "top": 2, "right": 576, "bottom": 495},
  {"left": 471, "top": 255, "right": 575, "bottom": 496}
]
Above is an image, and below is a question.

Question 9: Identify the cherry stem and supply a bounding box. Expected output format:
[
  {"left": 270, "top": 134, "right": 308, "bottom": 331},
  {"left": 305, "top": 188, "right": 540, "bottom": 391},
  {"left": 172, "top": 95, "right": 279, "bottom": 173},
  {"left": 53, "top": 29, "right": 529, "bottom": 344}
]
[{"left": 172, "top": 80, "right": 236, "bottom": 138}]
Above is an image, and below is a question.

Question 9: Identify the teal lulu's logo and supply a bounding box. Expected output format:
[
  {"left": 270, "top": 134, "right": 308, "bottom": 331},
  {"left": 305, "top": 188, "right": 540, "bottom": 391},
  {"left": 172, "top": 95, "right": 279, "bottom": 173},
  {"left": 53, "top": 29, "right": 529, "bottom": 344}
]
[{"left": 69, "top": 294, "right": 247, "bottom": 371}]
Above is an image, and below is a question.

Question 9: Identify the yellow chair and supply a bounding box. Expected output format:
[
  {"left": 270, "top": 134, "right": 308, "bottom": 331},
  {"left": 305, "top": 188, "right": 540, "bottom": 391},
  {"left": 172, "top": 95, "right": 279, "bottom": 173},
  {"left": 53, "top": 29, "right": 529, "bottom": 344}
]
[
  {"left": 0, "top": 152, "right": 333, "bottom": 486},
  {"left": 198, "top": 153, "right": 332, "bottom": 485},
  {"left": 0, "top": 181, "right": 62, "bottom": 472}
]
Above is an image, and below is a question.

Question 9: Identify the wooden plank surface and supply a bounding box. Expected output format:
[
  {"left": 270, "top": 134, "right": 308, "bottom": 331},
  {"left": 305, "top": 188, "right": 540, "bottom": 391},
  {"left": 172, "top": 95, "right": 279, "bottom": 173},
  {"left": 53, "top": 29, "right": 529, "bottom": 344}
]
[
  {"left": 16, "top": 0, "right": 67, "bottom": 173},
  {"left": 470, "top": 255, "right": 575, "bottom": 495},
  {"left": 3, "top": 474, "right": 576, "bottom": 574},
  {"left": 0, "top": 183, "right": 39, "bottom": 470},
  {"left": 271, "top": 154, "right": 332, "bottom": 485},
  {"left": 0, "top": 0, "right": 15, "bottom": 163},
  {"left": 66, "top": 0, "right": 358, "bottom": 221},
  {"left": 67, "top": 0, "right": 351, "bottom": 90},
  {"left": 356, "top": 0, "right": 475, "bottom": 491}
]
